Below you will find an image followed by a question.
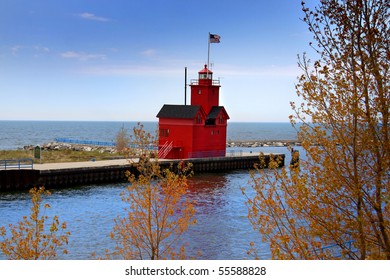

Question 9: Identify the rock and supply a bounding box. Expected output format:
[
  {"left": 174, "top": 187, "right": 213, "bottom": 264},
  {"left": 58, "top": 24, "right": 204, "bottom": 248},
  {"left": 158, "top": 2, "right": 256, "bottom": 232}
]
[
  {"left": 62, "top": 143, "right": 71, "bottom": 150},
  {"left": 23, "top": 145, "right": 34, "bottom": 151},
  {"left": 84, "top": 146, "right": 92, "bottom": 152},
  {"left": 72, "top": 145, "right": 83, "bottom": 151}
]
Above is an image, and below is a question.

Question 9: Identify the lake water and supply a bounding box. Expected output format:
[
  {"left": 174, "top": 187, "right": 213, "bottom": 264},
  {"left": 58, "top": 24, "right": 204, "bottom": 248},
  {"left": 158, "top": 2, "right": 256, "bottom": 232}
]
[{"left": 0, "top": 121, "right": 300, "bottom": 259}]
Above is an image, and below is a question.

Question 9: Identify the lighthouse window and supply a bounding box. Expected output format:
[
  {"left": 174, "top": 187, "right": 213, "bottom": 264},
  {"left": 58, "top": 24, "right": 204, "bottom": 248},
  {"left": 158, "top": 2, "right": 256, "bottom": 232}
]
[
  {"left": 196, "top": 114, "right": 202, "bottom": 124},
  {"left": 198, "top": 89, "right": 201, "bottom": 95},
  {"left": 159, "top": 128, "right": 169, "bottom": 137},
  {"left": 199, "top": 73, "right": 212, "bottom": 79}
]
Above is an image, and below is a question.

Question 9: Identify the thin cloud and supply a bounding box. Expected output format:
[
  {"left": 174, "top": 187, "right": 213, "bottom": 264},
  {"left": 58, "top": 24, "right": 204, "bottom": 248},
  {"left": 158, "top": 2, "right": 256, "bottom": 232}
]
[
  {"left": 10, "top": 45, "right": 23, "bottom": 55},
  {"left": 61, "top": 51, "right": 106, "bottom": 61},
  {"left": 80, "top": 65, "right": 181, "bottom": 76},
  {"left": 78, "top": 12, "right": 110, "bottom": 22},
  {"left": 34, "top": 45, "right": 50, "bottom": 52},
  {"left": 76, "top": 62, "right": 300, "bottom": 78},
  {"left": 216, "top": 64, "right": 301, "bottom": 78},
  {"left": 140, "top": 49, "right": 157, "bottom": 57},
  {"left": 8, "top": 45, "right": 50, "bottom": 57}
]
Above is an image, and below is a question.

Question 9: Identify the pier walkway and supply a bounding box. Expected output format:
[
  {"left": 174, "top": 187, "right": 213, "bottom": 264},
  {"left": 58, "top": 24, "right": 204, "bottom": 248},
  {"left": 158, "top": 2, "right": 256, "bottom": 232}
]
[
  {"left": 1, "top": 152, "right": 285, "bottom": 191},
  {"left": 33, "top": 158, "right": 135, "bottom": 171},
  {"left": 32, "top": 151, "right": 261, "bottom": 171}
]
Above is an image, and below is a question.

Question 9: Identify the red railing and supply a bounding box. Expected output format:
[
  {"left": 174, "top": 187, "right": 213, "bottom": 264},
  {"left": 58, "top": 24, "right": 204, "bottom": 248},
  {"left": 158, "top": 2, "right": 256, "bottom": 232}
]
[{"left": 158, "top": 141, "right": 173, "bottom": 159}]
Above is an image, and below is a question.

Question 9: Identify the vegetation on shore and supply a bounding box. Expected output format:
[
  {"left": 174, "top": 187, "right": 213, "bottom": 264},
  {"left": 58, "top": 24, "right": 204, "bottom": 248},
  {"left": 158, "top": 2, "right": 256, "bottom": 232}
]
[
  {"left": 0, "top": 149, "right": 123, "bottom": 164},
  {"left": 0, "top": 139, "right": 299, "bottom": 164}
]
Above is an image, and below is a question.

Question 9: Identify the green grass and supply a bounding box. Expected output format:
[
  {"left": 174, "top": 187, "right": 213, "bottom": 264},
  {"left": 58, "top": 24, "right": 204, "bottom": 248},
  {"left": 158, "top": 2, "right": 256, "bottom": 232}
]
[{"left": 0, "top": 150, "right": 124, "bottom": 164}]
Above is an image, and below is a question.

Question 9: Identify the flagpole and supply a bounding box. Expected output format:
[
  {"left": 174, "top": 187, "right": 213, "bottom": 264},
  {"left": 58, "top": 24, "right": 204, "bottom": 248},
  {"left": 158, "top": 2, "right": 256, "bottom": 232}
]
[{"left": 207, "top": 32, "right": 210, "bottom": 71}]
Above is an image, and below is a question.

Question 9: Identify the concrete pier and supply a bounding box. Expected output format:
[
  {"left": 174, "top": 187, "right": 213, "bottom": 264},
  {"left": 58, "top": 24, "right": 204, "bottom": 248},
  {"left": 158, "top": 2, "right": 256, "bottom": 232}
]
[{"left": 0, "top": 153, "right": 285, "bottom": 191}]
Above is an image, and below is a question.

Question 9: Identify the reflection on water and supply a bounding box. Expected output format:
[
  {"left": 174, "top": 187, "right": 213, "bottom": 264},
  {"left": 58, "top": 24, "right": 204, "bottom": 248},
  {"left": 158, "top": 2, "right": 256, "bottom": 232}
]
[
  {"left": 184, "top": 172, "right": 268, "bottom": 259},
  {"left": 0, "top": 147, "right": 298, "bottom": 259}
]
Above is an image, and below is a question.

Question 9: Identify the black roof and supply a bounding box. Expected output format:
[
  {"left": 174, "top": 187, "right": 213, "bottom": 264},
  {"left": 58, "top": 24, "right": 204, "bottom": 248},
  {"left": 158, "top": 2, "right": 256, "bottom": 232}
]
[
  {"left": 207, "top": 106, "right": 226, "bottom": 119},
  {"left": 156, "top": 104, "right": 201, "bottom": 119}
]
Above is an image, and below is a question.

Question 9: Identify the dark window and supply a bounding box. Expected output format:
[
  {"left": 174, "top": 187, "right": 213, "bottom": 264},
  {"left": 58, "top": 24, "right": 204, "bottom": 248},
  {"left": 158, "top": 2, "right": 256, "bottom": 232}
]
[
  {"left": 206, "top": 119, "right": 215, "bottom": 125},
  {"left": 196, "top": 114, "right": 202, "bottom": 124},
  {"left": 159, "top": 128, "right": 169, "bottom": 137}
]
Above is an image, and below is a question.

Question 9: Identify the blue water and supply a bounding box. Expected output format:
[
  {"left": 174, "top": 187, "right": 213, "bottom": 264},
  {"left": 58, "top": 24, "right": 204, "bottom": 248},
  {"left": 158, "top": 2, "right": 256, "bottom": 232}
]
[
  {"left": 0, "top": 121, "right": 298, "bottom": 150},
  {"left": 0, "top": 121, "right": 300, "bottom": 259}
]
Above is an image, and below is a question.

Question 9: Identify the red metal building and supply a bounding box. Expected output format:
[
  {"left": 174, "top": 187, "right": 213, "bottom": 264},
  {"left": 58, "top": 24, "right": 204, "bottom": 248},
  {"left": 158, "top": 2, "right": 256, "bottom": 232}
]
[{"left": 157, "top": 65, "right": 229, "bottom": 159}]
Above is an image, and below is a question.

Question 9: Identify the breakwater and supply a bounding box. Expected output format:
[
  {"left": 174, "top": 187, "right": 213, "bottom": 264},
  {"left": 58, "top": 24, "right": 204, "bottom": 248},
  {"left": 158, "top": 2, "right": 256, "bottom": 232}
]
[
  {"left": 21, "top": 139, "right": 300, "bottom": 152},
  {"left": 23, "top": 141, "right": 117, "bottom": 153},
  {"left": 0, "top": 153, "right": 285, "bottom": 191},
  {"left": 227, "top": 140, "right": 300, "bottom": 148}
]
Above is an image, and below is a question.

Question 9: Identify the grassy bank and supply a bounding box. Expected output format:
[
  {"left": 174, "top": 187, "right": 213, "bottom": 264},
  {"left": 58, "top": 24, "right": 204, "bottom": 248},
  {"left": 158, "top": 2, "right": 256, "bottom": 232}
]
[{"left": 0, "top": 150, "right": 124, "bottom": 164}]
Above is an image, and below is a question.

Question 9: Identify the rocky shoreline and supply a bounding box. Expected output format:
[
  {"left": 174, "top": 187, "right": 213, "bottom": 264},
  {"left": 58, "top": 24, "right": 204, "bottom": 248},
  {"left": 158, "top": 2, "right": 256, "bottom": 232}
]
[
  {"left": 227, "top": 140, "right": 301, "bottom": 148},
  {"left": 23, "top": 142, "right": 117, "bottom": 153},
  {"left": 21, "top": 139, "right": 301, "bottom": 153}
]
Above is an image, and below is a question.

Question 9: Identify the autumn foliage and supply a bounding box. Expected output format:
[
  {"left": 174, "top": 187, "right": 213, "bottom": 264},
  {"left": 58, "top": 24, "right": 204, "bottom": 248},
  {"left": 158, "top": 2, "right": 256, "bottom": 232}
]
[
  {"left": 109, "top": 123, "right": 196, "bottom": 259},
  {"left": 0, "top": 187, "right": 70, "bottom": 260},
  {"left": 245, "top": 0, "right": 389, "bottom": 259},
  {"left": 115, "top": 125, "right": 130, "bottom": 154}
]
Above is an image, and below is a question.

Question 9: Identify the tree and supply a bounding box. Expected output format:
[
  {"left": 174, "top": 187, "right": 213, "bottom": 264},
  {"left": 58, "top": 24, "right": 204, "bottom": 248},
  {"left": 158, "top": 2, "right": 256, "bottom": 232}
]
[
  {"left": 0, "top": 187, "right": 70, "bottom": 260},
  {"left": 115, "top": 125, "right": 130, "bottom": 154},
  {"left": 109, "top": 123, "right": 196, "bottom": 259},
  {"left": 244, "top": 0, "right": 389, "bottom": 259}
]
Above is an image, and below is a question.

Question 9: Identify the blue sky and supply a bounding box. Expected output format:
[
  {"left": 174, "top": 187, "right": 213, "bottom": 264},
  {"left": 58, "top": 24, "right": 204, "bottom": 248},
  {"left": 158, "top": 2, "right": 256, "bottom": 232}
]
[{"left": 0, "top": 0, "right": 318, "bottom": 122}]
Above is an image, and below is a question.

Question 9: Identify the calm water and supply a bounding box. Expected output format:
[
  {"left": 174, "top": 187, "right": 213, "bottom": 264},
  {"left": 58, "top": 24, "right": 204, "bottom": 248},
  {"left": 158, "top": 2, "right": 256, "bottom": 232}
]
[{"left": 0, "top": 121, "right": 299, "bottom": 259}]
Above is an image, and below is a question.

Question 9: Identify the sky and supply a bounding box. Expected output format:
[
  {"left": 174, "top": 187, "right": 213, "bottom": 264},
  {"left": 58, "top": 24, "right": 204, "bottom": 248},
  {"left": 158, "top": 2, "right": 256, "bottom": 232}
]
[{"left": 0, "top": 0, "right": 319, "bottom": 122}]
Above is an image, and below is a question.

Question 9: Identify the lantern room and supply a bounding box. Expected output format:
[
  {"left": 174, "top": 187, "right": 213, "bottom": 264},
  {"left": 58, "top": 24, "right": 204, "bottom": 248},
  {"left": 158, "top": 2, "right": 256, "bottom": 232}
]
[{"left": 198, "top": 64, "right": 213, "bottom": 84}]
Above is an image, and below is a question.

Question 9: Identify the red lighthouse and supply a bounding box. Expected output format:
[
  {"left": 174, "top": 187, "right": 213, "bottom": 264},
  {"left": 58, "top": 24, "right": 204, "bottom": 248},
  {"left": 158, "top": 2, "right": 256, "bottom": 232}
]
[{"left": 157, "top": 65, "right": 229, "bottom": 159}]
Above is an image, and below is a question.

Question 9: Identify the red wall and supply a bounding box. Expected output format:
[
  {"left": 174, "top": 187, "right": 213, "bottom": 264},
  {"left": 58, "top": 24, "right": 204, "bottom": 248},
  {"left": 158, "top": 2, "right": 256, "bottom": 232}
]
[
  {"left": 192, "top": 124, "right": 227, "bottom": 158},
  {"left": 158, "top": 118, "right": 194, "bottom": 159},
  {"left": 190, "top": 85, "right": 220, "bottom": 115},
  {"left": 158, "top": 117, "right": 227, "bottom": 159}
]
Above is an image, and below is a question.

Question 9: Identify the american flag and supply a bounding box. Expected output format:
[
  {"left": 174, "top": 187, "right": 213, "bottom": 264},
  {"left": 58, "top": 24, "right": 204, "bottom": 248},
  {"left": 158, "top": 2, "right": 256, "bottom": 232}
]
[{"left": 209, "top": 34, "right": 221, "bottom": 43}]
